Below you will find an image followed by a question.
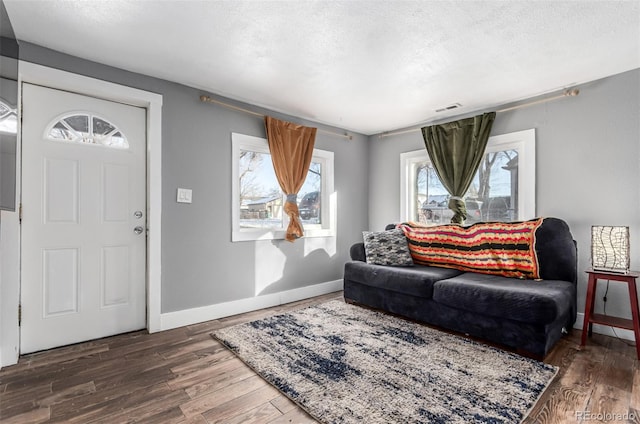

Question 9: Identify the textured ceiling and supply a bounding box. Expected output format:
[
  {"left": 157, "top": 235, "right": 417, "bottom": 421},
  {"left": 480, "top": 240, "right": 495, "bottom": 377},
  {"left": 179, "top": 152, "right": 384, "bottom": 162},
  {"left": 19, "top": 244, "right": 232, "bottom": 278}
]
[{"left": 4, "top": 0, "right": 640, "bottom": 135}]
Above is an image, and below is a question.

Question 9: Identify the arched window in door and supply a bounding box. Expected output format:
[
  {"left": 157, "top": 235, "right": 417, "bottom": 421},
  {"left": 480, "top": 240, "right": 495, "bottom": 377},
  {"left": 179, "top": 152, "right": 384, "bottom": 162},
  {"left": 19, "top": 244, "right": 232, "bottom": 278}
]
[{"left": 45, "top": 113, "right": 129, "bottom": 149}]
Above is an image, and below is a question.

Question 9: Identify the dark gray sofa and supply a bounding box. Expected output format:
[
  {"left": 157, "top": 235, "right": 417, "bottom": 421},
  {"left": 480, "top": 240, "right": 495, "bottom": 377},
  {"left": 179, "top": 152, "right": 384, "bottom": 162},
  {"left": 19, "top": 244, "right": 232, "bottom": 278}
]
[{"left": 343, "top": 218, "right": 577, "bottom": 359}]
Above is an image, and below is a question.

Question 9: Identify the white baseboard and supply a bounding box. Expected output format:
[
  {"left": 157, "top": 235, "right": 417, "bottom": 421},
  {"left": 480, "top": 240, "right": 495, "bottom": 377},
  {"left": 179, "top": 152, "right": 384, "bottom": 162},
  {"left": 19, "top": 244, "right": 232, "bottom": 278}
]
[
  {"left": 574, "top": 312, "right": 635, "bottom": 341},
  {"left": 160, "top": 280, "right": 343, "bottom": 331}
]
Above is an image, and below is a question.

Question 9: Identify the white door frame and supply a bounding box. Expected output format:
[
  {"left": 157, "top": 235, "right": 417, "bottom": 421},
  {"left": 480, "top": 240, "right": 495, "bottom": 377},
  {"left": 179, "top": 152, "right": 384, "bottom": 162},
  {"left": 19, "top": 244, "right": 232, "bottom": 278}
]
[{"left": 0, "top": 61, "right": 162, "bottom": 366}]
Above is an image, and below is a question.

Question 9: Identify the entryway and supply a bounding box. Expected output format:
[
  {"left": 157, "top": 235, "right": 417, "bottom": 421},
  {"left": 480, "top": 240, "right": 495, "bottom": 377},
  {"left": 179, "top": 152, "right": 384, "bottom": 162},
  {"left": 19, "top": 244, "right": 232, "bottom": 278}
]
[{"left": 20, "top": 83, "right": 147, "bottom": 353}]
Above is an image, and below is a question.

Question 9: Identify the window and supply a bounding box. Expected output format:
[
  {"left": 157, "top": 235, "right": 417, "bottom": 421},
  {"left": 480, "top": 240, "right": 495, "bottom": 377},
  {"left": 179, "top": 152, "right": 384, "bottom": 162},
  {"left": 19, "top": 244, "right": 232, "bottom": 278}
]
[
  {"left": 232, "top": 133, "right": 335, "bottom": 241},
  {"left": 400, "top": 129, "right": 535, "bottom": 224},
  {"left": 0, "top": 99, "right": 17, "bottom": 135},
  {"left": 45, "top": 113, "right": 128, "bottom": 149}
]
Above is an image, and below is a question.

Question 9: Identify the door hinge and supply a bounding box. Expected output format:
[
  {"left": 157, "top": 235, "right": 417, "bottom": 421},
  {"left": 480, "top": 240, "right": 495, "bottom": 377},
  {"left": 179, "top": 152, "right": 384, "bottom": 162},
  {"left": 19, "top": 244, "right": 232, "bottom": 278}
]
[
  {"left": 19, "top": 203, "right": 22, "bottom": 224},
  {"left": 18, "top": 304, "right": 22, "bottom": 326}
]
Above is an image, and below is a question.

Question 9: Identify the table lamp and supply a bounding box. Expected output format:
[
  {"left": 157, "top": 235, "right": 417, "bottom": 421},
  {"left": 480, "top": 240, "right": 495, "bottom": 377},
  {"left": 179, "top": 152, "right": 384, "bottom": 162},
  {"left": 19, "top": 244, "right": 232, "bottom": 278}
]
[{"left": 591, "top": 225, "right": 630, "bottom": 273}]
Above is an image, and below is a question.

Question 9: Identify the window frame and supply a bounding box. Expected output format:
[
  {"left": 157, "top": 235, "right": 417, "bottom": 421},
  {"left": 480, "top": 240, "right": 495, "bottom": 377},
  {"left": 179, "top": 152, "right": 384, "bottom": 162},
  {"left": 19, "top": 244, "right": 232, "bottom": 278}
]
[
  {"left": 231, "top": 132, "right": 335, "bottom": 242},
  {"left": 400, "top": 128, "right": 536, "bottom": 223}
]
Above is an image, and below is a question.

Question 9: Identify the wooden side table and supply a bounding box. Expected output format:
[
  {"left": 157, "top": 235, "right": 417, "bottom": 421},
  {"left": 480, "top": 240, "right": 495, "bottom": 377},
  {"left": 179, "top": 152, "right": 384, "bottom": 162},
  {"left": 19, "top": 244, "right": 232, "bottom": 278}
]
[{"left": 581, "top": 269, "right": 640, "bottom": 359}]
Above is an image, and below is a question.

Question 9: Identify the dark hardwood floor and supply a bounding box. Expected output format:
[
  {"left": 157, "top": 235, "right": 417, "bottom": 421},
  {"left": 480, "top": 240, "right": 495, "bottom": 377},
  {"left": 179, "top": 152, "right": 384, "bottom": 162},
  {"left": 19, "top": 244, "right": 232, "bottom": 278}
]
[{"left": 1, "top": 292, "right": 638, "bottom": 423}]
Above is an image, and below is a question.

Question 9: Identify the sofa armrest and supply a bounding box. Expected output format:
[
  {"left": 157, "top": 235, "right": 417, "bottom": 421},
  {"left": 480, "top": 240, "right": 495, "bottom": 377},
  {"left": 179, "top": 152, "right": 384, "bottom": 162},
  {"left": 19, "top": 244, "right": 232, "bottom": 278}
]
[{"left": 350, "top": 243, "right": 366, "bottom": 262}]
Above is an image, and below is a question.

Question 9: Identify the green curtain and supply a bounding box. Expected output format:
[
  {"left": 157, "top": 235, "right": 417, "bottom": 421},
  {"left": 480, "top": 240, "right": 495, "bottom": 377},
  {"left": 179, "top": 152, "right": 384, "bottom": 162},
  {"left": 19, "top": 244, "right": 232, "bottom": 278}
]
[{"left": 421, "top": 112, "right": 496, "bottom": 224}]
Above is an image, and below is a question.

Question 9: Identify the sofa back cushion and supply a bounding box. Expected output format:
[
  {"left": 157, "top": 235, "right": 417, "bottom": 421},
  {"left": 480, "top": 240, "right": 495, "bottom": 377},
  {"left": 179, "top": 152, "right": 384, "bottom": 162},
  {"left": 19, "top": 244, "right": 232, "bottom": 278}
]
[
  {"left": 531, "top": 217, "right": 577, "bottom": 283},
  {"left": 399, "top": 218, "right": 576, "bottom": 282}
]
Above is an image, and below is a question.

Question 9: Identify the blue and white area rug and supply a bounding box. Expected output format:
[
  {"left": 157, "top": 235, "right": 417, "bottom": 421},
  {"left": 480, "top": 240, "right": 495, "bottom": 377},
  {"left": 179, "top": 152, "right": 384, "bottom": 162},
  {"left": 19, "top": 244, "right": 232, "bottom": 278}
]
[{"left": 213, "top": 300, "right": 557, "bottom": 424}]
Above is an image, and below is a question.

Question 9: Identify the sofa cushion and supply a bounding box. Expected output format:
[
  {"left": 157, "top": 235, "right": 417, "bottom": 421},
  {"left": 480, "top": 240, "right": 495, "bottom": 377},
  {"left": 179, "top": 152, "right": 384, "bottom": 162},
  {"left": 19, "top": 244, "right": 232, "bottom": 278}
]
[
  {"left": 344, "top": 261, "right": 463, "bottom": 299},
  {"left": 433, "top": 272, "right": 576, "bottom": 325},
  {"left": 363, "top": 228, "right": 413, "bottom": 266}
]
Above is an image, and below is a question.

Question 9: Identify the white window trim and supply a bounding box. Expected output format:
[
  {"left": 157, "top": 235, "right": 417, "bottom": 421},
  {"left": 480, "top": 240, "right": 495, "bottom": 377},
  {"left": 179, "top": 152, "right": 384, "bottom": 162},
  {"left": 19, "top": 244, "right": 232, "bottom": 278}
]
[
  {"left": 400, "top": 128, "right": 536, "bottom": 222},
  {"left": 231, "top": 132, "right": 335, "bottom": 242}
]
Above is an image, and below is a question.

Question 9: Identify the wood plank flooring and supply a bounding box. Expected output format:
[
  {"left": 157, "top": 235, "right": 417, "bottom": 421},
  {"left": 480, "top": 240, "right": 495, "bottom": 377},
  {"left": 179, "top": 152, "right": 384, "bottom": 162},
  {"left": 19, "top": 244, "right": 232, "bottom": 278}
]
[{"left": 1, "top": 292, "right": 638, "bottom": 423}]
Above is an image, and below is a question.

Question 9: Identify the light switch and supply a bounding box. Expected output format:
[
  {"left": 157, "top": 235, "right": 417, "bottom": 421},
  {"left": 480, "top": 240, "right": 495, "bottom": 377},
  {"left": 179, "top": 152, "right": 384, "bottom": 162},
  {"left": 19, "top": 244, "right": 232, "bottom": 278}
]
[{"left": 177, "top": 188, "right": 192, "bottom": 204}]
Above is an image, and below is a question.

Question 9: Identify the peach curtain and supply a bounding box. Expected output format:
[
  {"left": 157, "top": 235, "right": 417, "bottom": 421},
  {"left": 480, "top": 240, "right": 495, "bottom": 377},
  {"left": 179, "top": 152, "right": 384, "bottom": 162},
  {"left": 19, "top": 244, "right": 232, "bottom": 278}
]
[{"left": 265, "top": 116, "right": 317, "bottom": 242}]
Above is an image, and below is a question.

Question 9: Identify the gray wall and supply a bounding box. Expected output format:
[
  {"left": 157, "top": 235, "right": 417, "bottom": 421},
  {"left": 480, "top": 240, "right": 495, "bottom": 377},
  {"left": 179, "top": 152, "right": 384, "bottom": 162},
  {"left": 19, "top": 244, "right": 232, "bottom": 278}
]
[
  {"left": 18, "top": 42, "right": 369, "bottom": 313},
  {"left": 10, "top": 41, "right": 640, "bottom": 325},
  {"left": 368, "top": 68, "right": 640, "bottom": 320}
]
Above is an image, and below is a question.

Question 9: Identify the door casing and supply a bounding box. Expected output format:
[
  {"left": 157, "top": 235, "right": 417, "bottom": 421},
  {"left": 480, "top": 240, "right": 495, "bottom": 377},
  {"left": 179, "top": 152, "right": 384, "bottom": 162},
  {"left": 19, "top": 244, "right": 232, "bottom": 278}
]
[
  {"left": 0, "top": 61, "right": 163, "bottom": 367},
  {"left": 20, "top": 83, "right": 148, "bottom": 353}
]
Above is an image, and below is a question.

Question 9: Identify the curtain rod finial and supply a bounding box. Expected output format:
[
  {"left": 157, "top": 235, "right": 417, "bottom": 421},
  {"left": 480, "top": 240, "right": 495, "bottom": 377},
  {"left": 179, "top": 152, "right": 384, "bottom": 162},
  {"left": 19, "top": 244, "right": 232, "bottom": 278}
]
[{"left": 200, "top": 95, "right": 210, "bottom": 102}]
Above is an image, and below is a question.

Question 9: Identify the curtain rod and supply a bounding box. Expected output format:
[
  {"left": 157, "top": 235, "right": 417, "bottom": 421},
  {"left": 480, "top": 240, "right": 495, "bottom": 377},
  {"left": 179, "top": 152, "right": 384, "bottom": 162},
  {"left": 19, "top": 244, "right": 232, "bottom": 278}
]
[
  {"left": 199, "top": 95, "right": 353, "bottom": 140},
  {"left": 378, "top": 88, "right": 580, "bottom": 139}
]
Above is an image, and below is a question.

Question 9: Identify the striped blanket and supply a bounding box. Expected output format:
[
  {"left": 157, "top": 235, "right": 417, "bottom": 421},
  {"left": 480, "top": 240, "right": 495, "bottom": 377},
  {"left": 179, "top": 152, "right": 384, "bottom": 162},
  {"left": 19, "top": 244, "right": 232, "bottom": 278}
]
[{"left": 399, "top": 219, "right": 545, "bottom": 279}]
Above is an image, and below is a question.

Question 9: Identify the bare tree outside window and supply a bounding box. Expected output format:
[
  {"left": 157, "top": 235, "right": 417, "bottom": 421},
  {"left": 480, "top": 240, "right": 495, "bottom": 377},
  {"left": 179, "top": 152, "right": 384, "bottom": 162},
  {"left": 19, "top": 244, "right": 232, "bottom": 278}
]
[
  {"left": 239, "top": 150, "right": 262, "bottom": 202},
  {"left": 238, "top": 150, "right": 283, "bottom": 228},
  {"left": 306, "top": 162, "right": 321, "bottom": 190},
  {"left": 473, "top": 150, "right": 518, "bottom": 221},
  {"left": 415, "top": 162, "right": 448, "bottom": 224}
]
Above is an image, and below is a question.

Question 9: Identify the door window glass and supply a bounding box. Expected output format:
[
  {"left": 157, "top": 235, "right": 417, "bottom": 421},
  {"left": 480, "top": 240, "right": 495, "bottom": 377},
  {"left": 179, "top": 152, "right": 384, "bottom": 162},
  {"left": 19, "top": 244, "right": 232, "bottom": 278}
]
[
  {"left": 0, "top": 99, "right": 17, "bottom": 134},
  {"left": 46, "top": 113, "right": 129, "bottom": 149}
]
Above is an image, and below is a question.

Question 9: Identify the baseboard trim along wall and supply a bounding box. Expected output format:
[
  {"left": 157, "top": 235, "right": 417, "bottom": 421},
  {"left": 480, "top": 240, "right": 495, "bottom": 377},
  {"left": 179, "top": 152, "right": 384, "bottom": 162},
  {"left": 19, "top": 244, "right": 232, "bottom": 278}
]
[
  {"left": 161, "top": 289, "right": 638, "bottom": 342},
  {"left": 160, "top": 280, "right": 344, "bottom": 331},
  {"left": 573, "top": 312, "right": 635, "bottom": 342}
]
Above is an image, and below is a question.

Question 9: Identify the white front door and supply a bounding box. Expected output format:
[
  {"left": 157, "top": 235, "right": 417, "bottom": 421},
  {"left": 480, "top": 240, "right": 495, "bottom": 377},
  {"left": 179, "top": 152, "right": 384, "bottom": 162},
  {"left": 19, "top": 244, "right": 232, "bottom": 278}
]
[{"left": 20, "top": 83, "right": 147, "bottom": 354}]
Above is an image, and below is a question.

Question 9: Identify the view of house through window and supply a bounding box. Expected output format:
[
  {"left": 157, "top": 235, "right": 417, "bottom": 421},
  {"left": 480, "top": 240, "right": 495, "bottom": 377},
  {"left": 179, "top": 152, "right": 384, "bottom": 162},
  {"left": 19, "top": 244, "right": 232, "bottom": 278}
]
[
  {"left": 415, "top": 149, "right": 518, "bottom": 225},
  {"left": 232, "top": 132, "right": 334, "bottom": 242},
  {"left": 238, "top": 150, "right": 322, "bottom": 229},
  {"left": 401, "top": 129, "right": 535, "bottom": 225}
]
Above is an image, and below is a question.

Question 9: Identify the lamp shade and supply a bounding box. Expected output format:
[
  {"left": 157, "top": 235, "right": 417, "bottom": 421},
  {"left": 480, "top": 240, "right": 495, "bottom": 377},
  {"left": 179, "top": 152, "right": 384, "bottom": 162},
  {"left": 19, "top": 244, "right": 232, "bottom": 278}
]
[{"left": 591, "top": 226, "right": 630, "bottom": 273}]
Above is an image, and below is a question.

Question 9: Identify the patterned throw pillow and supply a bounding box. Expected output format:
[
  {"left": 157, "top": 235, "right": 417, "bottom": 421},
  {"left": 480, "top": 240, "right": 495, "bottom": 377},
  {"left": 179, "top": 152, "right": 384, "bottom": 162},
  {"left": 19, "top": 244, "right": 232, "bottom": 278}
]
[{"left": 363, "top": 229, "right": 414, "bottom": 266}]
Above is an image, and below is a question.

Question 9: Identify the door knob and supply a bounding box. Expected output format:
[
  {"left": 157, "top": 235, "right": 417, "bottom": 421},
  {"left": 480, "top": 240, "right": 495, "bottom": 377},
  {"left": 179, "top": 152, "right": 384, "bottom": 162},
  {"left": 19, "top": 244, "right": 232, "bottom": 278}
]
[
  {"left": 134, "top": 226, "right": 144, "bottom": 235},
  {"left": 134, "top": 210, "right": 143, "bottom": 219}
]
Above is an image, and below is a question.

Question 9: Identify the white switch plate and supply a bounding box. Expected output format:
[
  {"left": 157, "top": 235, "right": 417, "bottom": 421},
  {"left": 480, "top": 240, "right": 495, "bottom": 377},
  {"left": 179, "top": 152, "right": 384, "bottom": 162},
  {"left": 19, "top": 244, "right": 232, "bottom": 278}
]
[{"left": 177, "top": 188, "right": 192, "bottom": 204}]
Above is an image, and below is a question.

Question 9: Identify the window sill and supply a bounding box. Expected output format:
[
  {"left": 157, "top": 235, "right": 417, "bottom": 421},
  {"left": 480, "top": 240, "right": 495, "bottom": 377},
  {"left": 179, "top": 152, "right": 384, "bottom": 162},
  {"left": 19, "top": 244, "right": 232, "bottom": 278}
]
[{"left": 232, "top": 227, "right": 335, "bottom": 242}]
